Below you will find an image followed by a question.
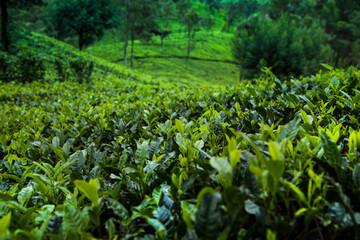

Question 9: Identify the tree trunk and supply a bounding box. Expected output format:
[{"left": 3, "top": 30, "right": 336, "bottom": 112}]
[
  {"left": 130, "top": 35, "right": 134, "bottom": 69},
  {"left": 124, "top": 0, "right": 130, "bottom": 67},
  {"left": 239, "top": 65, "right": 243, "bottom": 81},
  {"left": 78, "top": 32, "right": 83, "bottom": 51},
  {"left": 226, "top": 17, "right": 233, "bottom": 31},
  {"left": 161, "top": 22, "right": 164, "bottom": 51},
  {"left": 1, "top": 0, "right": 10, "bottom": 52},
  {"left": 187, "top": 29, "right": 191, "bottom": 60},
  {"left": 161, "top": 36, "right": 164, "bottom": 51},
  {"left": 262, "top": 1, "right": 265, "bottom": 22}
]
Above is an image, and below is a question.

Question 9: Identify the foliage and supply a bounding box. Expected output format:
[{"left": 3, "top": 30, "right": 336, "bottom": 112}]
[
  {"left": 319, "top": 0, "right": 360, "bottom": 66},
  {"left": 0, "top": 50, "right": 45, "bottom": 83},
  {"left": 2, "top": 30, "right": 360, "bottom": 239},
  {"left": 199, "top": 0, "right": 221, "bottom": 13},
  {"left": 233, "top": 15, "right": 331, "bottom": 78},
  {"left": 2, "top": 3, "right": 360, "bottom": 239},
  {"left": 50, "top": 0, "right": 117, "bottom": 50},
  {"left": 223, "top": 0, "right": 259, "bottom": 30},
  {"left": 118, "top": 0, "right": 160, "bottom": 68},
  {"left": 0, "top": 29, "right": 153, "bottom": 84},
  {"left": 0, "top": 52, "right": 17, "bottom": 81},
  {"left": 176, "top": 0, "right": 192, "bottom": 33},
  {"left": 266, "top": 0, "right": 360, "bottom": 67},
  {"left": 126, "top": 0, "right": 159, "bottom": 43},
  {"left": 69, "top": 57, "right": 94, "bottom": 84},
  {"left": 200, "top": 16, "right": 215, "bottom": 31},
  {"left": 0, "top": 0, "right": 44, "bottom": 52},
  {"left": 182, "top": 8, "right": 201, "bottom": 59},
  {"left": 90, "top": 31, "right": 239, "bottom": 85},
  {"left": 266, "top": 0, "right": 316, "bottom": 19},
  {"left": 157, "top": 0, "right": 174, "bottom": 49},
  {"left": 18, "top": 50, "right": 46, "bottom": 83}
]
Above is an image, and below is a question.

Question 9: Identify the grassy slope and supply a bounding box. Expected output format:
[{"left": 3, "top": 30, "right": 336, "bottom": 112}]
[
  {"left": 15, "top": 30, "right": 165, "bottom": 87},
  {"left": 87, "top": 2, "right": 240, "bottom": 86},
  {"left": 89, "top": 31, "right": 239, "bottom": 85}
]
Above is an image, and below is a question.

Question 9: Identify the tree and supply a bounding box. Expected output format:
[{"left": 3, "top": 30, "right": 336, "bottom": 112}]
[
  {"left": 233, "top": 15, "right": 331, "bottom": 79},
  {"left": 267, "top": 0, "right": 360, "bottom": 66},
  {"left": 266, "top": 0, "right": 316, "bottom": 20},
  {"left": 224, "top": 0, "right": 259, "bottom": 30},
  {"left": 0, "top": 0, "right": 43, "bottom": 52},
  {"left": 201, "top": 16, "right": 215, "bottom": 32},
  {"left": 51, "top": 0, "right": 117, "bottom": 51},
  {"left": 200, "top": 0, "right": 221, "bottom": 14},
  {"left": 316, "top": 0, "right": 360, "bottom": 66},
  {"left": 120, "top": 0, "right": 159, "bottom": 68},
  {"left": 182, "top": 8, "right": 201, "bottom": 59},
  {"left": 176, "top": 0, "right": 191, "bottom": 34},
  {"left": 120, "top": 0, "right": 131, "bottom": 67},
  {"left": 158, "top": 0, "right": 174, "bottom": 50}
]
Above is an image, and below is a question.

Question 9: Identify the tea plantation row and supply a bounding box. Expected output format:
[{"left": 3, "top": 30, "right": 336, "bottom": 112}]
[{"left": 1, "top": 66, "right": 360, "bottom": 239}]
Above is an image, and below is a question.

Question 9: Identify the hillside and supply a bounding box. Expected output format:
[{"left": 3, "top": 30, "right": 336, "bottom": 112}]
[
  {"left": 7, "top": 29, "right": 164, "bottom": 86},
  {"left": 85, "top": 1, "right": 239, "bottom": 86},
  {"left": 89, "top": 31, "right": 239, "bottom": 85},
  {"left": 1, "top": 0, "right": 360, "bottom": 239},
  {"left": 2, "top": 32, "right": 360, "bottom": 237},
  {"left": 10, "top": 1, "right": 240, "bottom": 86}
]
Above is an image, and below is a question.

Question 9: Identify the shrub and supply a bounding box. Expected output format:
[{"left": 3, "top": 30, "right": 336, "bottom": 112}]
[
  {"left": 69, "top": 57, "right": 94, "bottom": 83},
  {"left": 54, "top": 58, "right": 71, "bottom": 82},
  {"left": 0, "top": 52, "right": 17, "bottom": 82},
  {"left": 0, "top": 50, "right": 45, "bottom": 83},
  {"left": 233, "top": 15, "right": 331, "bottom": 79},
  {"left": 17, "top": 51, "right": 46, "bottom": 83}
]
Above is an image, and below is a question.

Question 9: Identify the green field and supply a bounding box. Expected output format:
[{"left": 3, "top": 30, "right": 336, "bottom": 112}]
[
  {"left": 1, "top": 0, "right": 360, "bottom": 239},
  {"left": 89, "top": 31, "right": 239, "bottom": 85}
]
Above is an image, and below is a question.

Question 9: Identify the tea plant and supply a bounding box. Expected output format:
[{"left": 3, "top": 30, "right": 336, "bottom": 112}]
[{"left": 1, "top": 62, "right": 360, "bottom": 239}]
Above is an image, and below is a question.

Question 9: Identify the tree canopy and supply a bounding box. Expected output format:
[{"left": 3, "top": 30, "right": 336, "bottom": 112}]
[
  {"left": 51, "top": 0, "right": 117, "bottom": 51},
  {"left": 233, "top": 15, "right": 331, "bottom": 78},
  {"left": 1, "top": 0, "right": 44, "bottom": 52}
]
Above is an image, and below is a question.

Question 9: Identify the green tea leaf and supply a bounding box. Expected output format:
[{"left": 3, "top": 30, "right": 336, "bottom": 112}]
[
  {"left": 0, "top": 213, "right": 11, "bottom": 237},
  {"left": 63, "top": 204, "right": 83, "bottom": 235},
  {"left": 279, "top": 115, "right": 301, "bottom": 141},
  {"left": 353, "top": 163, "right": 360, "bottom": 188},
  {"left": 282, "top": 181, "right": 308, "bottom": 207},
  {"left": 135, "top": 141, "right": 149, "bottom": 167},
  {"left": 268, "top": 141, "right": 281, "bottom": 161},
  {"left": 320, "top": 63, "right": 333, "bottom": 71},
  {"left": 175, "top": 119, "right": 184, "bottom": 136},
  {"left": 153, "top": 206, "right": 174, "bottom": 237},
  {"left": 75, "top": 179, "right": 99, "bottom": 207},
  {"left": 52, "top": 136, "right": 60, "bottom": 149},
  {"left": 210, "top": 157, "right": 233, "bottom": 188},
  {"left": 320, "top": 131, "right": 341, "bottom": 166},
  {"left": 195, "top": 192, "right": 222, "bottom": 240}
]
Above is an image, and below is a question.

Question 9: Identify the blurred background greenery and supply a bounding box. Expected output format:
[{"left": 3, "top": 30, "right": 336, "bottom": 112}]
[{"left": 1, "top": 0, "right": 359, "bottom": 83}]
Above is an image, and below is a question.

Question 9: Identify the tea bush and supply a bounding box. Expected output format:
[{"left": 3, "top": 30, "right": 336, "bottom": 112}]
[
  {"left": 1, "top": 64, "right": 360, "bottom": 239},
  {"left": 69, "top": 57, "right": 94, "bottom": 83},
  {"left": 0, "top": 52, "right": 17, "bottom": 82},
  {"left": 1, "top": 30, "right": 139, "bottom": 85},
  {"left": 0, "top": 50, "right": 45, "bottom": 83},
  {"left": 17, "top": 50, "right": 46, "bottom": 83},
  {"left": 54, "top": 58, "right": 70, "bottom": 82}
]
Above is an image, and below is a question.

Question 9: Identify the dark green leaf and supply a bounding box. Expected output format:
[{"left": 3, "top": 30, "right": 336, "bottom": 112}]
[{"left": 195, "top": 192, "right": 222, "bottom": 240}]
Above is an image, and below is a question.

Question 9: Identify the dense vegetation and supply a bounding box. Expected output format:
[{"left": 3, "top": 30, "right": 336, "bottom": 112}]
[
  {"left": 3, "top": 0, "right": 359, "bottom": 79},
  {"left": 2, "top": 50, "right": 360, "bottom": 239},
  {"left": 1, "top": 0, "right": 360, "bottom": 239}
]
